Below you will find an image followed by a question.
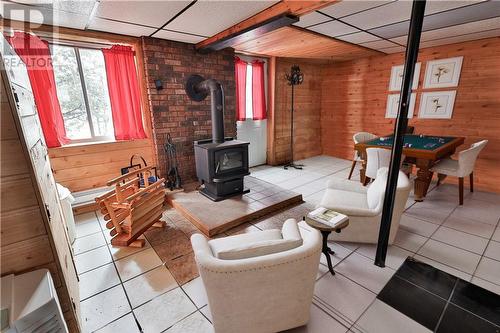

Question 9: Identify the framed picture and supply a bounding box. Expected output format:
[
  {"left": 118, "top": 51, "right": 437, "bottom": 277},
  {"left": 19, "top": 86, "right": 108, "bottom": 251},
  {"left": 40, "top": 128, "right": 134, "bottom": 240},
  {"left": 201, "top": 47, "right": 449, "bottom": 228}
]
[
  {"left": 418, "top": 91, "right": 456, "bottom": 119},
  {"left": 388, "top": 63, "right": 421, "bottom": 91},
  {"left": 423, "top": 56, "right": 463, "bottom": 88},
  {"left": 385, "top": 93, "right": 416, "bottom": 118}
]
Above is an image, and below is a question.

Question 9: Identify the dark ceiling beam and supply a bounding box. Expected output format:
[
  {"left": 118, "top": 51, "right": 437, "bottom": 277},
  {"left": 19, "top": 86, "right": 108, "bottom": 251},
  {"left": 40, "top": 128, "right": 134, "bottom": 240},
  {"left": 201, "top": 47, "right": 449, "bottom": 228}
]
[{"left": 195, "top": 0, "right": 339, "bottom": 51}]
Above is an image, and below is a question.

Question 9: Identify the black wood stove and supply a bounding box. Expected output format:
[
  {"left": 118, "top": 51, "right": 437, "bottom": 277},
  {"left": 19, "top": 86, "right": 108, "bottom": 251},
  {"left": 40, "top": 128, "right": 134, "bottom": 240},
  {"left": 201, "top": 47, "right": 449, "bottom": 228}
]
[{"left": 186, "top": 74, "right": 250, "bottom": 201}]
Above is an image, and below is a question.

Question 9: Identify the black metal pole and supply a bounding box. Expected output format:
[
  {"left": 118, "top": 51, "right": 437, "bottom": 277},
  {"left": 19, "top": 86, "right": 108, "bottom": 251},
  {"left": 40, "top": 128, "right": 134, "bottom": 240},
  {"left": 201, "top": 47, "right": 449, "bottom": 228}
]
[
  {"left": 375, "top": 0, "right": 426, "bottom": 267},
  {"left": 291, "top": 83, "right": 294, "bottom": 163}
]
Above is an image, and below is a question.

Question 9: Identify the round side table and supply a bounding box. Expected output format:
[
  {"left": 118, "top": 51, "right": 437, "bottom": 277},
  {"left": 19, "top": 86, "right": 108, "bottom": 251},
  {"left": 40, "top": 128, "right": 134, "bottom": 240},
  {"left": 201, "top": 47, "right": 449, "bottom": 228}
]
[{"left": 304, "top": 217, "right": 349, "bottom": 275}]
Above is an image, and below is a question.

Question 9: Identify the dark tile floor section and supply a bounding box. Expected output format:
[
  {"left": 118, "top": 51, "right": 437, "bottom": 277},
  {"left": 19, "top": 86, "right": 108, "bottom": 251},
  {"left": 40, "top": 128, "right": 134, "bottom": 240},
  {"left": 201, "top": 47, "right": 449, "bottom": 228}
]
[{"left": 378, "top": 257, "right": 500, "bottom": 333}]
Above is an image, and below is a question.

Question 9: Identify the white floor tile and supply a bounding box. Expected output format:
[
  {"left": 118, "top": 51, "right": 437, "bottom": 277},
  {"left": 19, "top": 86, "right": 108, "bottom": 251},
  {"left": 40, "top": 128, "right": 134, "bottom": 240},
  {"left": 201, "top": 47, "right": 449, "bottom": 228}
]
[
  {"left": 417, "top": 239, "right": 480, "bottom": 274},
  {"left": 75, "top": 212, "right": 101, "bottom": 238},
  {"left": 355, "top": 244, "right": 412, "bottom": 271},
  {"left": 108, "top": 237, "right": 150, "bottom": 260},
  {"left": 467, "top": 190, "right": 500, "bottom": 204},
  {"left": 80, "top": 285, "right": 131, "bottom": 332},
  {"left": 182, "top": 276, "right": 208, "bottom": 308},
  {"left": 314, "top": 273, "right": 376, "bottom": 326},
  {"left": 115, "top": 248, "right": 163, "bottom": 281},
  {"left": 79, "top": 263, "right": 120, "bottom": 300},
  {"left": 355, "top": 299, "right": 431, "bottom": 333},
  {"left": 413, "top": 255, "right": 472, "bottom": 281},
  {"left": 431, "top": 226, "right": 489, "bottom": 255},
  {"left": 334, "top": 253, "right": 396, "bottom": 294},
  {"left": 399, "top": 214, "right": 440, "bottom": 237},
  {"left": 165, "top": 311, "right": 214, "bottom": 333},
  {"left": 470, "top": 277, "right": 500, "bottom": 296},
  {"left": 442, "top": 214, "right": 496, "bottom": 239},
  {"left": 404, "top": 204, "right": 452, "bottom": 225},
  {"left": 474, "top": 257, "right": 500, "bottom": 285},
  {"left": 484, "top": 240, "right": 500, "bottom": 261},
  {"left": 394, "top": 229, "right": 428, "bottom": 253},
  {"left": 73, "top": 232, "right": 106, "bottom": 255},
  {"left": 200, "top": 304, "right": 213, "bottom": 323},
  {"left": 95, "top": 313, "right": 140, "bottom": 333},
  {"left": 134, "top": 288, "right": 196, "bottom": 333},
  {"left": 317, "top": 263, "right": 330, "bottom": 280},
  {"left": 492, "top": 226, "right": 500, "bottom": 242},
  {"left": 450, "top": 199, "right": 500, "bottom": 225},
  {"left": 75, "top": 245, "right": 112, "bottom": 274},
  {"left": 285, "top": 303, "right": 348, "bottom": 333},
  {"left": 124, "top": 265, "right": 178, "bottom": 308},
  {"left": 319, "top": 242, "right": 354, "bottom": 267}
]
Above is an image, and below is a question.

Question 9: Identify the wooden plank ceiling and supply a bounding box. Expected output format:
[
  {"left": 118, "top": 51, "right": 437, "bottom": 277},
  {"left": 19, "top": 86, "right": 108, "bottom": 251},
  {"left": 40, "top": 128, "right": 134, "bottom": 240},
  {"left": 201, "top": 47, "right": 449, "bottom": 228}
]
[{"left": 233, "top": 26, "right": 381, "bottom": 61}]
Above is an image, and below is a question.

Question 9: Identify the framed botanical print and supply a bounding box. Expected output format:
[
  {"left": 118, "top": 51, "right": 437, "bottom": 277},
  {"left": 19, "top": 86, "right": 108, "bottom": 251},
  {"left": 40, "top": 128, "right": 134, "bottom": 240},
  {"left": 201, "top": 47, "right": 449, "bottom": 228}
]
[
  {"left": 389, "top": 63, "right": 421, "bottom": 91},
  {"left": 418, "top": 91, "right": 456, "bottom": 119},
  {"left": 423, "top": 56, "right": 463, "bottom": 88},
  {"left": 385, "top": 93, "right": 416, "bottom": 118}
]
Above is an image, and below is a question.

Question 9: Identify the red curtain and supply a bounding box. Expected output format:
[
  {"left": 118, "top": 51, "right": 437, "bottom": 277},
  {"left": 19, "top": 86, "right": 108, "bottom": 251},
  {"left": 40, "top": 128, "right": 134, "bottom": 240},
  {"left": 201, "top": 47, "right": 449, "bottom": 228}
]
[
  {"left": 235, "top": 57, "right": 247, "bottom": 121},
  {"left": 102, "top": 45, "right": 146, "bottom": 140},
  {"left": 8, "top": 32, "right": 69, "bottom": 148},
  {"left": 251, "top": 60, "right": 267, "bottom": 120}
]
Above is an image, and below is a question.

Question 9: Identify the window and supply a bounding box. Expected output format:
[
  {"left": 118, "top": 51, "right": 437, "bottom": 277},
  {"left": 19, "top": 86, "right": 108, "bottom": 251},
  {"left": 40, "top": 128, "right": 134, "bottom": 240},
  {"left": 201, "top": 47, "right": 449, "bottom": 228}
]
[
  {"left": 244, "top": 63, "right": 253, "bottom": 120},
  {"left": 50, "top": 44, "right": 113, "bottom": 142}
]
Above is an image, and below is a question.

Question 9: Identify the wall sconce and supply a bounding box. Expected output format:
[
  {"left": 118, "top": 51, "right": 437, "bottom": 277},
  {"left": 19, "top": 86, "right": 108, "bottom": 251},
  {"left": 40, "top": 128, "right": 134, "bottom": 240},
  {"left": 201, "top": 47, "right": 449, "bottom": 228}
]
[{"left": 154, "top": 79, "right": 163, "bottom": 91}]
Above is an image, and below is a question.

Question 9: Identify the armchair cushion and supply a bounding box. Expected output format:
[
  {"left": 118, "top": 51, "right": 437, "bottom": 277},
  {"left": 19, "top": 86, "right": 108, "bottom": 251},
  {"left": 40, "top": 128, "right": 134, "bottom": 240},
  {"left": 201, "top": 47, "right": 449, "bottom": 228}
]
[
  {"left": 208, "top": 220, "right": 303, "bottom": 260},
  {"left": 326, "top": 178, "right": 367, "bottom": 193}
]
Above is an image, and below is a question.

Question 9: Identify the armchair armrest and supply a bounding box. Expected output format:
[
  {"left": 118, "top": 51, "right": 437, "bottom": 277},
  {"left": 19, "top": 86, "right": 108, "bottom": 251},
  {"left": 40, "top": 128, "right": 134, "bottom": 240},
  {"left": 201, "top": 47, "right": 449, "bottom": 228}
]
[
  {"left": 324, "top": 205, "right": 380, "bottom": 217},
  {"left": 327, "top": 178, "right": 367, "bottom": 193}
]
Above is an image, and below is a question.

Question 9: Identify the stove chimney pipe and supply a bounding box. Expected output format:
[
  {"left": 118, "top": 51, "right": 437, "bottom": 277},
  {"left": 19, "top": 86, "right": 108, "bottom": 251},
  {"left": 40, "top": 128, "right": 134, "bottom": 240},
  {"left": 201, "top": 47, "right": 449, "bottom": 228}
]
[{"left": 185, "top": 75, "right": 225, "bottom": 143}]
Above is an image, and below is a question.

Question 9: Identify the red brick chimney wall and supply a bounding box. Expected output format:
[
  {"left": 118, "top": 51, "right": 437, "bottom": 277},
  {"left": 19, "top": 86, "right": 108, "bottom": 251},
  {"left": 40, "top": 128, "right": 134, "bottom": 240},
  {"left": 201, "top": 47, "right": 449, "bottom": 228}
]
[{"left": 141, "top": 37, "right": 236, "bottom": 184}]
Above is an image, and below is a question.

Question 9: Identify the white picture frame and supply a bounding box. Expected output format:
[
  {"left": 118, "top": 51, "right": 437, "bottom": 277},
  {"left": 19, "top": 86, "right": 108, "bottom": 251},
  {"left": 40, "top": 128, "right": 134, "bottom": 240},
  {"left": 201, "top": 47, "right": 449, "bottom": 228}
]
[
  {"left": 423, "top": 56, "right": 463, "bottom": 88},
  {"left": 385, "top": 93, "right": 416, "bottom": 118},
  {"left": 418, "top": 91, "right": 456, "bottom": 119},
  {"left": 388, "top": 63, "right": 421, "bottom": 91}
]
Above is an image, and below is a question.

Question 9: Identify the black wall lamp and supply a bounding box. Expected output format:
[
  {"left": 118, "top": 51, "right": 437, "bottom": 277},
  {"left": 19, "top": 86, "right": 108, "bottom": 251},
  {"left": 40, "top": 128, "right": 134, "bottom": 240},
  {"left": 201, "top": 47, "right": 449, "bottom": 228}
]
[{"left": 154, "top": 79, "right": 163, "bottom": 91}]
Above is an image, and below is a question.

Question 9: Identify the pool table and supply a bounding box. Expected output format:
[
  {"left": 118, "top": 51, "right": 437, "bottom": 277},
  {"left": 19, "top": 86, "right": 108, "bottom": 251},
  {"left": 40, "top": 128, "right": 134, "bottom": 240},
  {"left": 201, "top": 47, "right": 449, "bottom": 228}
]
[{"left": 354, "top": 134, "right": 465, "bottom": 201}]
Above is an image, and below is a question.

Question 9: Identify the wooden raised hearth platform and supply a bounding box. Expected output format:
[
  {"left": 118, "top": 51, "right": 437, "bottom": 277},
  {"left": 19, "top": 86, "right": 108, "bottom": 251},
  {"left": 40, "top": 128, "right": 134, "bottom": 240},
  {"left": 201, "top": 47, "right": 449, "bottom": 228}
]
[{"left": 166, "top": 177, "right": 303, "bottom": 237}]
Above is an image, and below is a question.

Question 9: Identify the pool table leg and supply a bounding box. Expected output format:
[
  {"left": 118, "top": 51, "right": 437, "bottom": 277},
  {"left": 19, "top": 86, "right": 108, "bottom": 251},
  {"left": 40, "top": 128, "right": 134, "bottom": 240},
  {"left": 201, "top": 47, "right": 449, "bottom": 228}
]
[{"left": 414, "top": 159, "right": 434, "bottom": 201}]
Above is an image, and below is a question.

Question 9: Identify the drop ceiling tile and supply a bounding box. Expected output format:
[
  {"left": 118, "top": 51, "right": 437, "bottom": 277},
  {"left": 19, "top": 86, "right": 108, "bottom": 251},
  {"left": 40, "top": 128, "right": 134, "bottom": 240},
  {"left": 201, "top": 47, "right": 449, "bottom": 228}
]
[
  {"left": 14, "top": 0, "right": 96, "bottom": 16},
  {"left": 335, "top": 31, "right": 379, "bottom": 44},
  {"left": 319, "top": 0, "right": 394, "bottom": 19},
  {"left": 293, "top": 11, "right": 331, "bottom": 28},
  {"left": 371, "top": 0, "right": 500, "bottom": 39},
  {"left": 424, "top": 0, "right": 487, "bottom": 16},
  {"left": 360, "top": 39, "right": 398, "bottom": 50},
  {"left": 342, "top": 1, "right": 413, "bottom": 30},
  {"left": 307, "top": 20, "right": 359, "bottom": 38},
  {"left": 96, "top": 0, "right": 191, "bottom": 28},
  {"left": 419, "top": 29, "right": 500, "bottom": 48},
  {"left": 391, "top": 17, "right": 500, "bottom": 45},
  {"left": 379, "top": 45, "right": 406, "bottom": 54},
  {"left": 0, "top": 1, "right": 90, "bottom": 29},
  {"left": 88, "top": 17, "right": 157, "bottom": 37},
  {"left": 152, "top": 29, "right": 205, "bottom": 44},
  {"left": 164, "top": 0, "right": 278, "bottom": 37}
]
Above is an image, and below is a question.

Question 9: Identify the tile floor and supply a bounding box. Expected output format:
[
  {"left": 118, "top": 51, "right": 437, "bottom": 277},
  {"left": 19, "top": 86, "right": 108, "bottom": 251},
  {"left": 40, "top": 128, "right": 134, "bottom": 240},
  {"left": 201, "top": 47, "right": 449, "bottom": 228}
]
[{"left": 74, "top": 155, "right": 500, "bottom": 332}]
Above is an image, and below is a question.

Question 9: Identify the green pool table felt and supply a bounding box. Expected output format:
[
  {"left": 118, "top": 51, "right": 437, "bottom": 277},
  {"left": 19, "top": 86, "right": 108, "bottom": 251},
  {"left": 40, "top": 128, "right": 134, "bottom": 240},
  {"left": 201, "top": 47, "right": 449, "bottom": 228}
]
[{"left": 366, "top": 135, "right": 456, "bottom": 150}]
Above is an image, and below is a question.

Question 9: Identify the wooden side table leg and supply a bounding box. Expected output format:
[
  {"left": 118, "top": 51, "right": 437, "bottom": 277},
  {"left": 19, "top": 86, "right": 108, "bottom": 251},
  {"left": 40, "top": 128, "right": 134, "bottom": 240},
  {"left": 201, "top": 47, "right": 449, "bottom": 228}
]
[
  {"left": 414, "top": 159, "right": 434, "bottom": 202},
  {"left": 321, "top": 230, "right": 335, "bottom": 275}
]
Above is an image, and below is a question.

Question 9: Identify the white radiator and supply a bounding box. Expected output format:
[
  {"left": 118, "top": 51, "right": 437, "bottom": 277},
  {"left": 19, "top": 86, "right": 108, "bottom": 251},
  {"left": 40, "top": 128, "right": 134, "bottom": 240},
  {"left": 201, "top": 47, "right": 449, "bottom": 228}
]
[{"left": 1, "top": 269, "right": 68, "bottom": 333}]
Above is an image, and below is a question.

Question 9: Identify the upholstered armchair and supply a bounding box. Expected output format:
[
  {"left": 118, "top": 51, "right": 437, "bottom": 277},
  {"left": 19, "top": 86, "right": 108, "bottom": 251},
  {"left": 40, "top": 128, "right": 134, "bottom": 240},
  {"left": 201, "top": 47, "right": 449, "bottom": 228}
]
[
  {"left": 191, "top": 219, "right": 322, "bottom": 333},
  {"left": 431, "top": 140, "right": 488, "bottom": 205},
  {"left": 365, "top": 148, "right": 410, "bottom": 184},
  {"left": 319, "top": 168, "right": 411, "bottom": 244}
]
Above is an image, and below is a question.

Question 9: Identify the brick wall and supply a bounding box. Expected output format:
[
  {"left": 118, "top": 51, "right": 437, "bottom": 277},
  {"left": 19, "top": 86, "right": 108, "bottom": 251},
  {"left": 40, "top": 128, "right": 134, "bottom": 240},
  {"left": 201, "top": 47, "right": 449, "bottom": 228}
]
[{"left": 141, "top": 37, "right": 236, "bottom": 183}]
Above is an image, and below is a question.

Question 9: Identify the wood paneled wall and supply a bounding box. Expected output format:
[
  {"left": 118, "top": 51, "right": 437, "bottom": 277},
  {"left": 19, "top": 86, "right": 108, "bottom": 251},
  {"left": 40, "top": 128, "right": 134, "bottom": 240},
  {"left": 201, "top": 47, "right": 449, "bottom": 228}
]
[
  {"left": 1, "top": 74, "right": 79, "bottom": 331},
  {"left": 269, "top": 58, "right": 324, "bottom": 165},
  {"left": 321, "top": 37, "right": 500, "bottom": 193},
  {"left": 48, "top": 139, "right": 155, "bottom": 192}
]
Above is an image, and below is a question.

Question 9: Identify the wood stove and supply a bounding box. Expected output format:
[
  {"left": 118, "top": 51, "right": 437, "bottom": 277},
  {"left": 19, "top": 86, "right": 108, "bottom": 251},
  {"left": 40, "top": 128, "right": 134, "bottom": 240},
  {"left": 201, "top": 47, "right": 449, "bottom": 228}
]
[{"left": 186, "top": 75, "right": 250, "bottom": 201}]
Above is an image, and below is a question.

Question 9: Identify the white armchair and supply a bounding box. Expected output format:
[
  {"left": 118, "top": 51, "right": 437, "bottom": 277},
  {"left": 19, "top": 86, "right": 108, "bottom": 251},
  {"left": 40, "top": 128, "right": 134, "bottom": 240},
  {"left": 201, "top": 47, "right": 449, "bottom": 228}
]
[
  {"left": 431, "top": 140, "right": 488, "bottom": 205},
  {"left": 365, "top": 148, "right": 410, "bottom": 183},
  {"left": 319, "top": 168, "right": 411, "bottom": 244},
  {"left": 349, "top": 132, "right": 377, "bottom": 180},
  {"left": 191, "top": 219, "right": 322, "bottom": 333}
]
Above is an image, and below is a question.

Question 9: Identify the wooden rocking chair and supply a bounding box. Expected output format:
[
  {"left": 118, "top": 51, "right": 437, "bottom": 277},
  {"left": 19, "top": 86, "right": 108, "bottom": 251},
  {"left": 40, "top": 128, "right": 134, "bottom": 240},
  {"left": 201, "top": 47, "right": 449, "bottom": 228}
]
[{"left": 96, "top": 166, "right": 166, "bottom": 247}]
